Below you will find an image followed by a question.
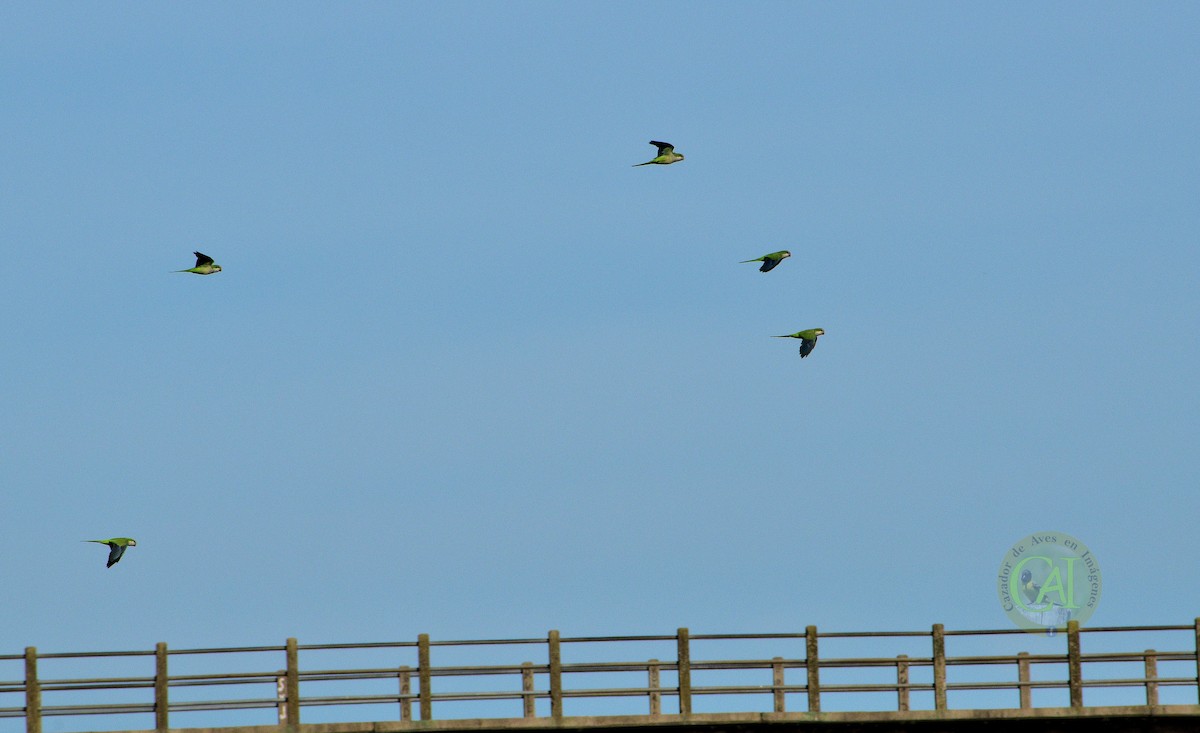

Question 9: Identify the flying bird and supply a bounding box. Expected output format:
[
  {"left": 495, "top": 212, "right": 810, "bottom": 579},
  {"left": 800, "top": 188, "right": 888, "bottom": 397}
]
[
  {"left": 85, "top": 538, "right": 137, "bottom": 568},
  {"left": 774, "top": 328, "right": 825, "bottom": 358},
  {"left": 633, "top": 141, "right": 685, "bottom": 166},
  {"left": 741, "top": 251, "right": 792, "bottom": 272},
  {"left": 176, "top": 252, "right": 222, "bottom": 275}
]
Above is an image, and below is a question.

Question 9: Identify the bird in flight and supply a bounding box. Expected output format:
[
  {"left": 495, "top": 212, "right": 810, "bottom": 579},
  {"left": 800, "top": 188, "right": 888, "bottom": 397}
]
[
  {"left": 176, "top": 251, "right": 222, "bottom": 275},
  {"left": 741, "top": 251, "right": 792, "bottom": 272},
  {"left": 85, "top": 538, "right": 137, "bottom": 568},
  {"left": 633, "top": 141, "right": 685, "bottom": 166},
  {"left": 774, "top": 329, "right": 825, "bottom": 358}
]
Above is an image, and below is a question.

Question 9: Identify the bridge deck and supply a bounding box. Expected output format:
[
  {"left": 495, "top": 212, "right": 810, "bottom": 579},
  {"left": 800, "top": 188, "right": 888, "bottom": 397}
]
[{"left": 78, "top": 707, "right": 1200, "bottom": 733}]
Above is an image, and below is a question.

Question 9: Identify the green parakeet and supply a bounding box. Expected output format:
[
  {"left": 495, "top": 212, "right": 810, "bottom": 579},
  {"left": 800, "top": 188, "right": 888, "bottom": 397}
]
[
  {"left": 176, "top": 251, "right": 222, "bottom": 275},
  {"left": 741, "top": 251, "right": 791, "bottom": 272},
  {"left": 85, "top": 538, "right": 137, "bottom": 568},
  {"left": 774, "top": 328, "right": 825, "bottom": 358},
  {"left": 1020, "top": 568, "right": 1044, "bottom": 605},
  {"left": 633, "top": 141, "right": 684, "bottom": 166}
]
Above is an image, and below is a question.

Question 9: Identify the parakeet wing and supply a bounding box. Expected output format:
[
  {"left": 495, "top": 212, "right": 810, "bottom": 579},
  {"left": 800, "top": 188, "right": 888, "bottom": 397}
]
[
  {"left": 107, "top": 544, "right": 126, "bottom": 567},
  {"left": 194, "top": 252, "right": 214, "bottom": 267},
  {"left": 799, "top": 338, "right": 817, "bottom": 358},
  {"left": 760, "top": 258, "right": 779, "bottom": 272},
  {"left": 650, "top": 141, "right": 674, "bottom": 156}
]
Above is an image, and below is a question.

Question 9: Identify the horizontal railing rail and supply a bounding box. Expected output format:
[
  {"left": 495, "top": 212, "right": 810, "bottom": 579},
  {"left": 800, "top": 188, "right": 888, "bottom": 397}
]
[{"left": 3, "top": 620, "right": 1199, "bottom": 732}]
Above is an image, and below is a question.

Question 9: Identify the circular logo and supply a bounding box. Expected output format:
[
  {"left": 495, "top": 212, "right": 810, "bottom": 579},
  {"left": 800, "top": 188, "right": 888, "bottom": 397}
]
[{"left": 997, "top": 531, "right": 1101, "bottom": 632}]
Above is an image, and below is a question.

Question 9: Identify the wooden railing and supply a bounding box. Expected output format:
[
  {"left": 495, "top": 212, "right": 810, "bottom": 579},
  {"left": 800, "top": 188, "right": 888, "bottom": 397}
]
[{"left": 3, "top": 620, "right": 1200, "bottom": 732}]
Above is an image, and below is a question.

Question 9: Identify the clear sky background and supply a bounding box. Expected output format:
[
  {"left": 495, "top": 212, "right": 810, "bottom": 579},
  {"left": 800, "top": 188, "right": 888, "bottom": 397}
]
[{"left": 2, "top": 0, "right": 1199, "bottom": 704}]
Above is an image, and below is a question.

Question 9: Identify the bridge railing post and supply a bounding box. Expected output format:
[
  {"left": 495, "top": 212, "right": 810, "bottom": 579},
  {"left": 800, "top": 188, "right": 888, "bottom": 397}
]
[
  {"left": 895, "top": 655, "right": 909, "bottom": 712},
  {"left": 1017, "top": 651, "right": 1031, "bottom": 709},
  {"left": 647, "top": 659, "right": 661, "bottom": 716},
  {"left": 805, "top": 625, "right": 819, "bottom": 713},
  {"left": 399, "top": 665, "right": 412, "bottom": 722},
  {"left": 1067, "top": 620, "right": 1082, "bottom": 708},
  {"left": 285, "top": 637, "right": 300, "bottom": 726},
  {"left": 772, "top": 657, "right": 785, "bottom": 713},
  {"left": 548, "top": 630, "right": 563, "bottom": 719},
  {"left": 676, "top": 628, "right": 691, "bottom": 715},
  {"left": 1194, "top": 617, "right": 1200, "bottom": 705},
  {"left": 1144, "top": 650, "right": 1158, "bottom": 707},
  {"left": 154, "top": 642, "right": 169, "bottom": 732},
  {"left": 932, "top": 624, "right": 946, "bottom": 711},
  {"left": 418, "top": 634, "right": 432, "bottom": 721},
  {"left": 520, "top": 661, "right": 535, "bottom": 718},
  {"left": 24, "top": 647, "right": 40, "bottom": 733}
]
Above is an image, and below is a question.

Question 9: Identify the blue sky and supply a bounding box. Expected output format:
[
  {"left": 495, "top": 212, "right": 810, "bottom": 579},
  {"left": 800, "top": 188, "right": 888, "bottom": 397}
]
[{"left": 2, "top": 0, "right": 1198, "bottom": 693}]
